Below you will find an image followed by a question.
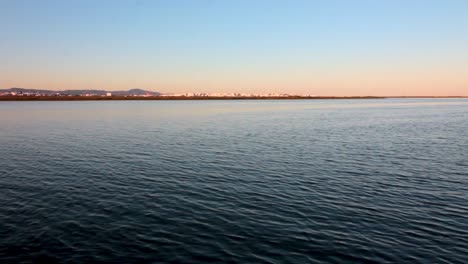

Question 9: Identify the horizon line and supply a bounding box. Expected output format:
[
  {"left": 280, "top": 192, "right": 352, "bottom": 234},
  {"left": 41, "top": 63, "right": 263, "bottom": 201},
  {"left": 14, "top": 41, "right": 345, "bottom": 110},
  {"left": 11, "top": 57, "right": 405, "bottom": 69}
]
[{"left": 1, "top": 87, "right": 468, "bottom": 98}]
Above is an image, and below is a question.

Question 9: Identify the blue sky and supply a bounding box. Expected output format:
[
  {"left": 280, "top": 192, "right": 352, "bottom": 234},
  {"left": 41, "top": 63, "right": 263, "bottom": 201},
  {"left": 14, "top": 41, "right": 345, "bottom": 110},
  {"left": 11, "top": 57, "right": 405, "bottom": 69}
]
[{"left": 1, "top": 0, "right": 467, "bottom": 95}]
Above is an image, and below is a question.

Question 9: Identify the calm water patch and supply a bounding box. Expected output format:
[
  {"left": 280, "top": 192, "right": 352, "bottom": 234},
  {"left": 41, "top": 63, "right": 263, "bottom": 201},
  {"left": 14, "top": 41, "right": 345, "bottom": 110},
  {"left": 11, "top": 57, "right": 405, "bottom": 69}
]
[{"left": 1, "top": 99, "right": 467, "bottom": 263}]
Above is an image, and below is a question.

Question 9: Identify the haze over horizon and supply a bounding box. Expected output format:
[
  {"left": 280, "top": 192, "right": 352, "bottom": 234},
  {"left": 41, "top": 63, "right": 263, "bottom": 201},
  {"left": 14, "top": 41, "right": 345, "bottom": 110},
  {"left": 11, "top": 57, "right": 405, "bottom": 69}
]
[{"left": 2, "top": 0, "right": 467, "bottom": 96}]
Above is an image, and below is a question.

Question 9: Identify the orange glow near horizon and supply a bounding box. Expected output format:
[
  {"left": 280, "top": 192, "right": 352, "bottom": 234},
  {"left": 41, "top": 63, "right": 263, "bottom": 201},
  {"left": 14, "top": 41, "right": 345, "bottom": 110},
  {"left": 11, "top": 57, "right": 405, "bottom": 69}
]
[{"left": 2, "top": 64, "right": 467, "bottom": 96}]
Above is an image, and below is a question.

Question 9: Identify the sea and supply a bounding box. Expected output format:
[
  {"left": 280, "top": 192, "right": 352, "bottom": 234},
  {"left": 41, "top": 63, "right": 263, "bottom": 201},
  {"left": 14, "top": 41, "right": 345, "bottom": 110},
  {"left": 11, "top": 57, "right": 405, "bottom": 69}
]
[{"left": 0, "top": 98, "right": 467, "bottom": 263}]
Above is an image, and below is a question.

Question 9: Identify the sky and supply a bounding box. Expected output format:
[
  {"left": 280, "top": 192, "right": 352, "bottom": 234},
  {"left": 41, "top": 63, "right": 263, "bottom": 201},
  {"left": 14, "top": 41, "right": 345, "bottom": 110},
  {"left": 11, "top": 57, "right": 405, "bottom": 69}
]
[{"left": 1, "top": 0, "right": 467, "bottom": 96}]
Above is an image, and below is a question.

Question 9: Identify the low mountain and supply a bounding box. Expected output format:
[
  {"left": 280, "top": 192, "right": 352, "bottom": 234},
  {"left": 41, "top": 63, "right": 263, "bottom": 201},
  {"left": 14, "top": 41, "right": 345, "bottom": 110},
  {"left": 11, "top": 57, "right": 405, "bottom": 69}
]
[
  {"left": 112, "top": 89, "right": 161, "bottom": 96},
  {"left": 62, "top": 90, "right": 107, "bottom": 95},
  {"left": 1, "top": 87, "right": 55, "bottom": 94},
  {"left": 0, "top": 88, "right": 162, "bottom": 96}
]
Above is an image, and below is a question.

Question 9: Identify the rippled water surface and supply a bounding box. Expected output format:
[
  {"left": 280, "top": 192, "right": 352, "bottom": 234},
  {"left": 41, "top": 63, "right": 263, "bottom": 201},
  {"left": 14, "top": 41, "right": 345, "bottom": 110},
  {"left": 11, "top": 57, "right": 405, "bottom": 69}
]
[{"left": 1, "top": 99, "right": 467, "bottom": 263}]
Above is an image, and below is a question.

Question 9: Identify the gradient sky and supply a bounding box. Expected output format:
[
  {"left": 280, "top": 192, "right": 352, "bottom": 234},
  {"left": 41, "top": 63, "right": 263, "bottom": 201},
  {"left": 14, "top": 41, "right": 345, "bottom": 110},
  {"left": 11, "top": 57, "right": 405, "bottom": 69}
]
[{"left": 1, "top": 0, "right": 467, "bottom": 96}]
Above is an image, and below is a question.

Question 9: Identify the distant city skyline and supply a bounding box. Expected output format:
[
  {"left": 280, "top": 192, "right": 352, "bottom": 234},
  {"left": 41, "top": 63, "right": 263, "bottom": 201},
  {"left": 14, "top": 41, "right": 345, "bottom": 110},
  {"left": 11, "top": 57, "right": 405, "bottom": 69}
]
[{"left": 2, "top": 0, "right": 467, "bottom": 96}]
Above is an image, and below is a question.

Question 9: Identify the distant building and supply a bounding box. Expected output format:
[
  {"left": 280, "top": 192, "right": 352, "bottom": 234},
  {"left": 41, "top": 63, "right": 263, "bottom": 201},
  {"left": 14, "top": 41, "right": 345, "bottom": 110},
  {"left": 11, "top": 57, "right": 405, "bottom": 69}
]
[{"left": 106, "top": 92, "right": 112, "bottom": 97}]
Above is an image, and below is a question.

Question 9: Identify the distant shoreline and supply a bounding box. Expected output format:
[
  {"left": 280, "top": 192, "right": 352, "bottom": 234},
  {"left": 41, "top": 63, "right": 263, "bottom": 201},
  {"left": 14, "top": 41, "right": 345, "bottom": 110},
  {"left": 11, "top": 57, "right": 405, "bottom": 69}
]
[
  {"left": 1, "top": 95, "right": 385, "bottom": 101},
  {"left": 0, "top": 95, "right": 466, "bottom": 101}
]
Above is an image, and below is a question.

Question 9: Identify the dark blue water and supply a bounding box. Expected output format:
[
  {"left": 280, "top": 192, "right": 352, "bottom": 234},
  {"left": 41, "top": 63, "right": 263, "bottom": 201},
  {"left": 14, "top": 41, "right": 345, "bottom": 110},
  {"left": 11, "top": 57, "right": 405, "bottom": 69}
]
[{"left": 1, "top": 99, "right": 467, "bottom": 263}]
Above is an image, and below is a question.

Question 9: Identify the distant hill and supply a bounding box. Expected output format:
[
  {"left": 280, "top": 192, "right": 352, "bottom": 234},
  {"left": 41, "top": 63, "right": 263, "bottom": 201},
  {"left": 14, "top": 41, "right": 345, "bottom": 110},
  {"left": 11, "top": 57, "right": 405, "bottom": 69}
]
[
  {"left": 112, "top": 89, "right": 161, "bottom": 96},
  {"left": 0, "top": 88, "right": 161, "bottom": 96}
]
